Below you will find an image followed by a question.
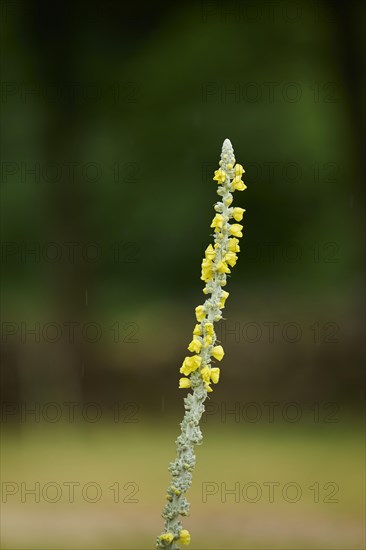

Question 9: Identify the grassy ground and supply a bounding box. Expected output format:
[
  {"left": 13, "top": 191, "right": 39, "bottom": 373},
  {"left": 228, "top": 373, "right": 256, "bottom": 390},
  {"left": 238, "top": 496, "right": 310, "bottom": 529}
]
[{"left": 1, "top": 419, "right": 364, "bottom": 549}]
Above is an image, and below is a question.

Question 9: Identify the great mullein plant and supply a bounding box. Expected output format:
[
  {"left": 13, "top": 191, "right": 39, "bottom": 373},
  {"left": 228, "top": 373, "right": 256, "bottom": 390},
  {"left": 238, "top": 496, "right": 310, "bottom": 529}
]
[{"left": 156, "top": 139, "right": 246, "bottom": 549}]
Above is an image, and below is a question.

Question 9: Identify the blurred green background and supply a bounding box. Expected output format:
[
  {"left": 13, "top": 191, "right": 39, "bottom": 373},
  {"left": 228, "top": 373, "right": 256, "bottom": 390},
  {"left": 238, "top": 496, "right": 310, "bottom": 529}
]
[{"left": 1, "top": 1, "right": 365, "bottom": 549}]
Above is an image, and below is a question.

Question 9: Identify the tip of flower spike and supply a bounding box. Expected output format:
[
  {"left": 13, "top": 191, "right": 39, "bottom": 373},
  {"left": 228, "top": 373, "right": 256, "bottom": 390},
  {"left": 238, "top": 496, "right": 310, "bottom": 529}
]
[{"left": 221, "top": 138, "right": 235, "bottom": 166}]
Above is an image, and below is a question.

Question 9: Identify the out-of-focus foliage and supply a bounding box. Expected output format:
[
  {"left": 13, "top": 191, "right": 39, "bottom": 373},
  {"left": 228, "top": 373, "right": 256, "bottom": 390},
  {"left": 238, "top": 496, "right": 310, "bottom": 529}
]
[{"left": 1, "top": 0, "right": 364, "bottom": 403}]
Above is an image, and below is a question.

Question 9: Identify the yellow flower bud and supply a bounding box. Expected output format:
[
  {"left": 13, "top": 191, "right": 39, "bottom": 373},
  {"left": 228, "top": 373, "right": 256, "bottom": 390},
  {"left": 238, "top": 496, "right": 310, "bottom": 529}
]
[
  {"left": 233, "top": 207, "right": 245, "bottom": 221},
  {"left": 225, "top": 195, "right": 233, "bottom": 206},
  {"left": 230, "top": 224, "right": 243, "bottom": 238},
  {"left": 212, "top": 345, "right": 224, "bottom": 361},
  {"left": 179, "top": 377, "right": 191, "bottom": 389},
  {"left": 159, "top": 533, "right": 174, "bottom": 544},
  {"left": 178, "top": 529, "right": 191, "bottom": 545}
]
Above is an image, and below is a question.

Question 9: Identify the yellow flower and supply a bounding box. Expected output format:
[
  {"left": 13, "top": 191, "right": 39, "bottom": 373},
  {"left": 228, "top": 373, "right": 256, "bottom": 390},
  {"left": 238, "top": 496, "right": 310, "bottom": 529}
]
[
  {"left": 159, "top": 533, "right": 174, "bottom": 544},
  {"left": 205, "top": 322, "right": 214, "bottom": 335},
  {"left": 225, "top": 251, "right": 238, "bottom": 267},
  {"left": 216, "top": 261, "right": 231, "bottom": 274},
  {"left": 225, "top": 195, "right": 233, "bottom": 206},
  {"left": 210, "top": 367, "right": 220, "bottom": 384},
  {"left": 205, "top": 244, "right": 216, "bottom": 261},
  {"left": 195, "top": 305, "right": 206, "bottom": 321},
  {"left": 213, "top": 168, "right": 226, "bottom": 183},
  {"left": 188, "top": 337, "right": 202, "bottom": 353},
  {"left": 212, "top": 345, "right": 224, "bottom": 361},
  {"left": 201, "top": 269, "right": 212, "bottom": 280},
  {"left": 233, "top": 207, "right": 245, "bottom": 221},
  {"left": 179, "top": 377, "right": 192, "bottom": 389},
  {"left": 234, "top": 163, "right": 245, "bottom": 176},
  {"left": 193, "top": 324, "right": 202, "bottom": 336},
  {"left": 201, "top": 366, "right": 220, "bottom": 385},
  {"left": 210, "top": 213, "right": 224, "bottom": 231},
  {"left": 205, "top": 382, "right": 213, "bottom": 392},
  {"left": 232, "top": 176, "right": 247, "bottom": 191},
  {"left": 218, "top": 290, "right": 229, "bottom": 308},
  {"left": 228, "top": 237, "right": 240, "bottom": 253},
  {"left": 201, "top": 258, "right": 213, "bottom": 281},
  {"left": 200, "top": 366, "right": 211, "bottom": 383},
  {"left": 178, "top": 529, "right": 191, "bottom": 545},
  {"left": 180, "top": 355, "right": 202, "bottom": 376},
  {"left": 230, "top": 224, "right": 243, "bottom": 238},
  {"left": 201, "top": 270, "right": 213, "bottom": 282},
  {"left": 203, "top": 334, "right": 213, "bottom": 347}
]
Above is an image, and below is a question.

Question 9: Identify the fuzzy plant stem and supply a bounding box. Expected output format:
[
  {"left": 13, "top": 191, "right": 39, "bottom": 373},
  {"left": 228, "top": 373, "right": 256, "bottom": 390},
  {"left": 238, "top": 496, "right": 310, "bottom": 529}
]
[{"left": 156, "top": 138, "right": 247, "bottom": 549}]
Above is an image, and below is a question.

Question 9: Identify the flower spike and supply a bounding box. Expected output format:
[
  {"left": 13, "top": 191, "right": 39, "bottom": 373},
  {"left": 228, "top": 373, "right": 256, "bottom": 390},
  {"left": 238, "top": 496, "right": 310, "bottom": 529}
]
[{"left": 157, "top": 138, "right": 247, "bottom": 549}]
